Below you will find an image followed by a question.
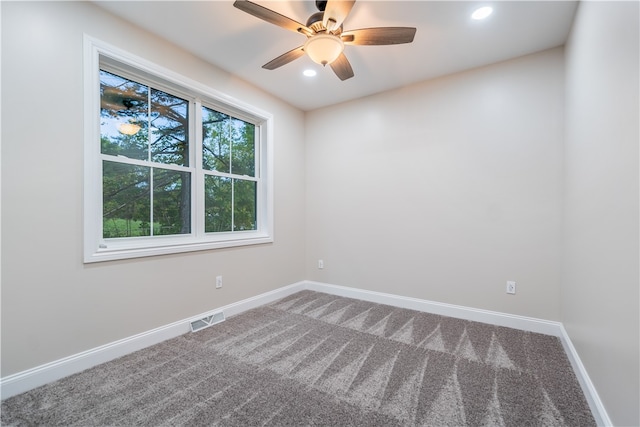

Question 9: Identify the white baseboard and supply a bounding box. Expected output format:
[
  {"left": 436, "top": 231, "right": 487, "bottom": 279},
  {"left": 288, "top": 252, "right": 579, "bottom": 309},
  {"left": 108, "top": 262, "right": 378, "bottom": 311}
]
[
  {"left": 302, "top": 281, "right": 563, "bottom": 336},
  {"left": 0, "top": 281, "right": 306, "bottom": 400},
  {"left": 557, "top": 325, "right": 613, "bottom": 427},
  {"left": 301, "top": 281, "right": 611, "bottom": 426},
  {"left": 0, "top": 280, "right": 610, "bottom": 426}
]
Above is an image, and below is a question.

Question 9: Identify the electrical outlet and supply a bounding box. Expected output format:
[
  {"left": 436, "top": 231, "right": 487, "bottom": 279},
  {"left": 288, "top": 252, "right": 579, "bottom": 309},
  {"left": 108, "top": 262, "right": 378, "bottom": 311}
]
[
  {"left": 216, "top": 275, "right": 223, "bottom": 289},
  {"left": 318, "top": 259, "right": 324, "bottom": 269},
  {"left": 506, "top": 281, "right": 516, "bottom": 294}
]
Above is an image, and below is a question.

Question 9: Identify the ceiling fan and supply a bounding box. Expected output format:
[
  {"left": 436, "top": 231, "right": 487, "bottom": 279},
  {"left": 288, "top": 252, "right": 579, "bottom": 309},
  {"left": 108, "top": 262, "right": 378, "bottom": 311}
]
[{"left": 233, "top": 0, "right": 417, "bottom": 81}]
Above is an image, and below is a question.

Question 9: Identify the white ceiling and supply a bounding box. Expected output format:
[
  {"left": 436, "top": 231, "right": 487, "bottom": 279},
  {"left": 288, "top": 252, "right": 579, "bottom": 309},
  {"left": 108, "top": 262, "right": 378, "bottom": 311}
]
[{"left": 94, "top": 1, "right": 578, "bottom": 111}]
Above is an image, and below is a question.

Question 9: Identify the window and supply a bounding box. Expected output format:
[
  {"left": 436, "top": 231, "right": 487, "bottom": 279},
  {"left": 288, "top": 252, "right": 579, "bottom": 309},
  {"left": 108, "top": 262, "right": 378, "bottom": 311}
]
[{"left": 84, "top": 37, "right": 273, "bottom": 263}]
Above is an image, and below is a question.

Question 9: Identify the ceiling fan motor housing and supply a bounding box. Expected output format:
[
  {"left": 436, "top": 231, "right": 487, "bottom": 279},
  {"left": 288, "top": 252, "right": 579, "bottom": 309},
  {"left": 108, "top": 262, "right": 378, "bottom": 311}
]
[
  {"left": 306, "top": 11, "right": 342, "bottom": 35},
  {"left": 306, "top": 11, "right": 325, "bottom": 31}
]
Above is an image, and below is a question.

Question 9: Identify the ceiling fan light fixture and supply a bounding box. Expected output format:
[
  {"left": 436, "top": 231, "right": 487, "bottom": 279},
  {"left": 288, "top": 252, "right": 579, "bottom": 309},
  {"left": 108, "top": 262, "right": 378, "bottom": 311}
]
[{"left": 304, "top": 33, "right": 344, "bottom": 66}]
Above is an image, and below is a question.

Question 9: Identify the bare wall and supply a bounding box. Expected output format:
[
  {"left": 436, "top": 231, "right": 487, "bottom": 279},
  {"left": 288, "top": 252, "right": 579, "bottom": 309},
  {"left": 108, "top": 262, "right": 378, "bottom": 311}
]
[
  {"left": 1, "top": 1, "right": 306, "bottom": 376},
  {"left": 305, "top": 48, "right": 565, "bottom": 320},
  {"left": 563, "top": 2, "right": 640, "bottom": 425}
]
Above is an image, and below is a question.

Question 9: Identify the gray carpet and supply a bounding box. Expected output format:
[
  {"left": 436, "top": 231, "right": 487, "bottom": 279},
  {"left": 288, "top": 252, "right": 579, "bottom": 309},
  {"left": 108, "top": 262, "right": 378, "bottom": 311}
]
[{"left": 1, "top": 290, "right": 595, "bottom": 426}]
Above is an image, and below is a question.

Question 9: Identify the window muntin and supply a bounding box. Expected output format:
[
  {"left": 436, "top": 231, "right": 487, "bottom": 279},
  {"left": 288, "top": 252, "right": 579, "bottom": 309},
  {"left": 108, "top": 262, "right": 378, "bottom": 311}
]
[
  {"left": 201, "top": 107, "right": 256, "bottom": 176},
  {"left": 100, "top": 69, "right": 192, "bottom": 238},
  {"left": 201, "top": 105, "right": 257, "bottom": 233},
  {"left": 84, "top": 37, "right": 273, "bottom": 262},
  {"left": 203, "top": 176, "right": 257, "bottom": 233}
]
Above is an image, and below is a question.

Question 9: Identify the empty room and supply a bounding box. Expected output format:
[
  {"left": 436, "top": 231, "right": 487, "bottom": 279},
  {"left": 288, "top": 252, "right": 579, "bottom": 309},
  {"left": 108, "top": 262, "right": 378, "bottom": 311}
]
[{"left": 1, "top": 0, "right": 638, "bottom": 425}]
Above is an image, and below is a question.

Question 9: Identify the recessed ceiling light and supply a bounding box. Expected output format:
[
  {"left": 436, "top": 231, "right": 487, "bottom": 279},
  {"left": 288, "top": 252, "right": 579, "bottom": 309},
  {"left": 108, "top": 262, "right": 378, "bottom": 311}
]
[
  {"left": 303, "top": 69, "right": 317, "bottom": 77},
  {"left": 471, "top": 6, "right": 493, "bottom": 20}
]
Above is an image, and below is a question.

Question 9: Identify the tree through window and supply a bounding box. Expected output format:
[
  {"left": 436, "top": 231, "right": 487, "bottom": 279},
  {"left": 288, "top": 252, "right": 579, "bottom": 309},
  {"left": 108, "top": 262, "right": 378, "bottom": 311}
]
[
  {"left": 85, "top": 41, "right": 272, "bottom": 263},
  {"left": 100, "top": 70, "right": 191, "bottom": 238},
  {"left": 202, "top": 106, "right": 257, "bottom": 233}
]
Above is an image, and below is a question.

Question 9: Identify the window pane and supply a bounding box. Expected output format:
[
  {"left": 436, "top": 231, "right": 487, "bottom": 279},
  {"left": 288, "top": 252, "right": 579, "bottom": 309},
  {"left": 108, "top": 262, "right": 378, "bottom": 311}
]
[
  {"left": 204, "top": 175, "right": 232, "bottom": 232},
  {"left": 234, "top": 179, "right": 257, "bottom": 231},
  {"left": 230, "top": 118, "right": 255, "bottom": 177},
  {"left": 202, "top": 107, "right": 230, "bottom": 173},
  {"left": 100, "top": 70, "right": 149, "bottom": 160},
  {"left": 103, "top": 161, "right": 150, "bottom": 238},
  {"left": 150, "top": 89, "right": 189, "bottom": 166},
  {"left": 153, "top": 169, "right": 191, "bottom": 235}
]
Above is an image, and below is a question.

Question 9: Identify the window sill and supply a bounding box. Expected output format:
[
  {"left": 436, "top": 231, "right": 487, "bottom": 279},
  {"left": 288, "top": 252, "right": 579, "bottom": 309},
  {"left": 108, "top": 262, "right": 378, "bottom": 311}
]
[{"left": 84, "top": 233, "right": 273, "bottom": 263}]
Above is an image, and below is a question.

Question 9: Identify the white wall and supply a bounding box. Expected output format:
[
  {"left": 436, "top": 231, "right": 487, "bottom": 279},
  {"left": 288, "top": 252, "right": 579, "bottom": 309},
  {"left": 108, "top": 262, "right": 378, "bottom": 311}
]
[
  {"left": 3, "top": 1, "right": 638, "bottom": 423},
  {"left": 1, "top": 1, "right": 306, "bottom": 376},
  {"left": 306, "top": 48, "right": 565, "bottom": 320},
  {"left": 563, "top": 2, "right": 639, "bottom": 426}
]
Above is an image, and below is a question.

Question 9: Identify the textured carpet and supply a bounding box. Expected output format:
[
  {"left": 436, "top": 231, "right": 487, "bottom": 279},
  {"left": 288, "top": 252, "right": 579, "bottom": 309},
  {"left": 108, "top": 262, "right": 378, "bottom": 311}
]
[{"left": 1, "top": 290, "right": 595, "bottom": 426}]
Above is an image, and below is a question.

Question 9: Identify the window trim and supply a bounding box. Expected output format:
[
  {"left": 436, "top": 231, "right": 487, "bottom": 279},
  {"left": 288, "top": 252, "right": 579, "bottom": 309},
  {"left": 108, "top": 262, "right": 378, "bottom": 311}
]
[{"left": 83, "top": 35, "right": 273, "bottom": 263}]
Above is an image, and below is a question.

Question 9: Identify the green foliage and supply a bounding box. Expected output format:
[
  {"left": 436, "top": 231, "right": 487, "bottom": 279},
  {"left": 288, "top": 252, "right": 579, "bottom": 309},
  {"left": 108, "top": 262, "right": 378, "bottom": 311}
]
[
  {"left": 203, "top": 177, "right": 256, "bottom": 233},
  {"left": 102, "top": 156, "right": 191, "bottom": 238},
  {"left": 233, "top": 180, "right": 257, "bottom": 231},
  {"left": 202, "top": 107, "right": 257, "bottom": 233},
  {"left": 100, "top": 69, "right": 257, "bottom": 239},
  {"left": 103, "top": 218, "right": 169, "bottom": 238},
  {"left": 202, "top": 108, "right": 255, "bottom": 176},
  {"left": 103, "top": 218, "right": 148, "bottom": 238},
  {"left": 102, "top": 159, "right": 150, "bottom": 238},
  {"left": 204, "top": 176, "right": 232, "bottom": 232}
]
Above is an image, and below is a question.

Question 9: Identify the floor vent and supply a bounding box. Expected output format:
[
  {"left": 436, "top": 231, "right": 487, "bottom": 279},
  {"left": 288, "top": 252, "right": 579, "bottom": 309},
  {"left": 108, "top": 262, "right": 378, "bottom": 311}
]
[{"left": 190, "top": 312, "right": 225, "bottom": 332}]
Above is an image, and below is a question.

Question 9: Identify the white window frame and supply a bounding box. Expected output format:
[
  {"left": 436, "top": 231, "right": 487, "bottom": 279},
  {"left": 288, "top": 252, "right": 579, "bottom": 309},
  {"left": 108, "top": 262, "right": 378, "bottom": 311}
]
[{"left": 83, "top": 35, "right": 273, "bottom": 263}]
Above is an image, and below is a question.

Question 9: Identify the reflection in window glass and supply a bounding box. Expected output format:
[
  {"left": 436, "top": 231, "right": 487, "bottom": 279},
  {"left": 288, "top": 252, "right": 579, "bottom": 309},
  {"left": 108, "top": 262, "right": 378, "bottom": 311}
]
[
  {"left": 100, "top": 69, "right": 192, "bottom": 239},
  {"left": 100, "top": 70, "right": 149, "bottom": 160},
  {"left": 100, "top": 70, "right": 189, "bottom": 167},
  {"left": 93, "top": 56, "right": 266, "bottom": 260}
]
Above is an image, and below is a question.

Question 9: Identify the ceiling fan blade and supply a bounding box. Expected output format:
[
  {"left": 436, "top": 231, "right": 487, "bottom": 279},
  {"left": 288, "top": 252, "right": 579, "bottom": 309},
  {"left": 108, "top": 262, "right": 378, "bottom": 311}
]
[
  {"left": 262, "top": 46, "right": 306, "bottom": 70},
  {"left": 234, "top": 0, "right": 313, "bottom": 36},
  {"left": 323, "top": 0, "right": 356, "bottom": 32},
  {"left": 342, "top": 27, "right": 417, "bottom": 45},
  {"left": 330, "top": 53, "right": 354, "bottom": 81}
]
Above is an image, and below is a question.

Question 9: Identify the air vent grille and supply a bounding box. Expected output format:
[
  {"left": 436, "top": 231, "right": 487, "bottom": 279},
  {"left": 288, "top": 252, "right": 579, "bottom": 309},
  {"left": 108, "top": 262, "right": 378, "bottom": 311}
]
[{"left": 190, "top": 311, "right": 225, "bottom": 332}]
